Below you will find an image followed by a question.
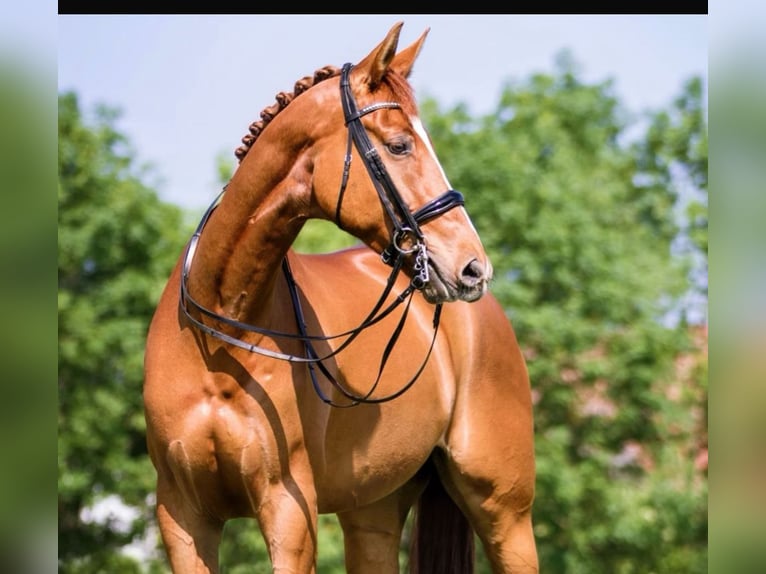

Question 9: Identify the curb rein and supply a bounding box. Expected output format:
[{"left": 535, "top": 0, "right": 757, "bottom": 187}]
[{"left": 180, "top": 63, "right": 466, "bottom": 407}]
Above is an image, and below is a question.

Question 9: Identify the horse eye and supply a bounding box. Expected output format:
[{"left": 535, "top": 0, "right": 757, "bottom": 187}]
[{"left": 385, "top": 139, "right": 411, "bottom": 156}]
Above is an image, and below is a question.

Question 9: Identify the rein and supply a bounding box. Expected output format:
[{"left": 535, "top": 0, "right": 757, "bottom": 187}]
[{"left": 179, "top": 62, "right": 465, "bottom": 407}]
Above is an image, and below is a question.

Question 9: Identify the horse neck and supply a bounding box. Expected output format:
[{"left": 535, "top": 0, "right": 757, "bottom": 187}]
[{"left": 186, "top": 130, "right": 312, "bottom": 327}]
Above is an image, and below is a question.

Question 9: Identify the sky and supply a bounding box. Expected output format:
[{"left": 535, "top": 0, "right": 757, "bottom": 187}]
[{"left": 57, "top": 15, "right": 708, "bottom": 210}]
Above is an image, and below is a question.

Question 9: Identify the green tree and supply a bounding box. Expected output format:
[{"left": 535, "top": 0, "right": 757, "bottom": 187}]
[
  {"left": 58, "top": 92, "right": 188, "bottom": 572},
  {"left": 633, "top": 76, "right": 708, "bottom": 324},
  {"left": 422, "top": 56, "right": 707, "bottom": 573}
]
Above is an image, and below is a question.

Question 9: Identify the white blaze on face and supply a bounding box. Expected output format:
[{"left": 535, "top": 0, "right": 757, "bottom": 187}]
[{"left": 410, "top": 115, "right": 482, "bottom": 238}]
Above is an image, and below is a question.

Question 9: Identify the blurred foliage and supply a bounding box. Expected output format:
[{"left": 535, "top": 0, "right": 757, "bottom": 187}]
[
  {"left": 293, "top": 219, "right": 359, "bottom": 254},
  {"left": 58, "top": 92, "right": 191, "bottom": 572},
  {"left": 58, "top": 55, "right": 707, "bottom": 572},
  {"left": 709, "top": 47, "right": 766, "bottom": 574},
  {"left": 0, "top": 54, "right": 57, "bottom": 574},
  {"left": 419, "top": 56, "right": 707, "bottom": 573}
]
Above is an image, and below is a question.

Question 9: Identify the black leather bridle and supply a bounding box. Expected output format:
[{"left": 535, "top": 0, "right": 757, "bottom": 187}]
[
  {"left": 179, "top": 62, "right": 466, "bottom": 406},
  {"left": 336, "top": 63, "right": 465, "bottom": 288}
]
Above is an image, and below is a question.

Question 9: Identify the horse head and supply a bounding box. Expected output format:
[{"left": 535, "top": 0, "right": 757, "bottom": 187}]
[{"left": 304, "top": 22, "right": 493, "bottom": 304}]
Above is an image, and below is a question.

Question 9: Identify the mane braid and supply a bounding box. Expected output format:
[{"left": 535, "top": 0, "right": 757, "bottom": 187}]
[
  {"left": 234, "top": 66, "right": 419, "bottom": 163},
  {"left": 234, "top": 65, "right": 341, "bottom": 163}
]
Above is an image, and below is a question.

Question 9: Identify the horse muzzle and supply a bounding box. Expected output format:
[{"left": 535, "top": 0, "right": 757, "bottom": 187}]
[{"left": 421, "top": 256, "right": 492, "bottom": 304}]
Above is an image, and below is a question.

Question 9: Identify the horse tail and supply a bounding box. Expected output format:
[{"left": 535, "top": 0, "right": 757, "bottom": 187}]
[{"left": 409, "top": 468, "right": 475, "bottom": 574}]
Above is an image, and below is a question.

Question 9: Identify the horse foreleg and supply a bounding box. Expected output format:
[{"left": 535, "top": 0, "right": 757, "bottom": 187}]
[
  {"left": 337, "top": 483, "right": 423, "bottom": 574},
  {"left": 438, "top": 448, "right": 538, "bottom": 573},
  {"left": 155, "top": 477, "right": 223, "bottom": 574},
  {"left": 440, "top": 402, "right": 538, "bottom": 574},
  {"left": 254, "top": 480, "right": 319, "bottom": 574}
]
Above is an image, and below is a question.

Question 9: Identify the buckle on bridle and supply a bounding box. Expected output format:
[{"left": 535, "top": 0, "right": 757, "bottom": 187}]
[
  {"left": 380, "top": 229, "right": 430, "bottom": 290},
  {"left": 392, "top": 228, "right": 420, "bottom": 255},
  {"left": 411, "top": 243, "right": 430, "bottom": 289},
  {"left": 382, "top": 227, "right": 420, "bottom": 265}
]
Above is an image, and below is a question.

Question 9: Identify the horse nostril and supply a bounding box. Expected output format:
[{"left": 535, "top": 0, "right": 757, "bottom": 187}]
[{"left": 461, "top": 259, "right": 485, "bottom": 287}]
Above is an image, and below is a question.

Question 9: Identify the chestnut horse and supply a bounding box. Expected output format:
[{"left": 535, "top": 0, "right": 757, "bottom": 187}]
[{"left": 144, "top": 22, "right": 537, "bottom": 573}]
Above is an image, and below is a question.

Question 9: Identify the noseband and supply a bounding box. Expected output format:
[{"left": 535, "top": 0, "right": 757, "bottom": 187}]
[{"left": 180, "top": 63, "right": 466, "bottom": 406}]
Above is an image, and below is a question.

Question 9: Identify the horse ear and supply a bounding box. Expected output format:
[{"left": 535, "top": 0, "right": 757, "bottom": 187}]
[
  {"left": 355, "top": 21, "right": 403, "bottom": 90},
  {"left": 391, "top": 27, "right": 430, "bottom": 78}
]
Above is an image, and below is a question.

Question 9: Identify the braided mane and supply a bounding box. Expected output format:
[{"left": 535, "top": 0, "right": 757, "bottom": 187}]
[
  {"left": 235, "top": 64, "right": 419, "bottom": 163},
  {"left": 235, "top": 65, "right": 341, "bottom": 163}
]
